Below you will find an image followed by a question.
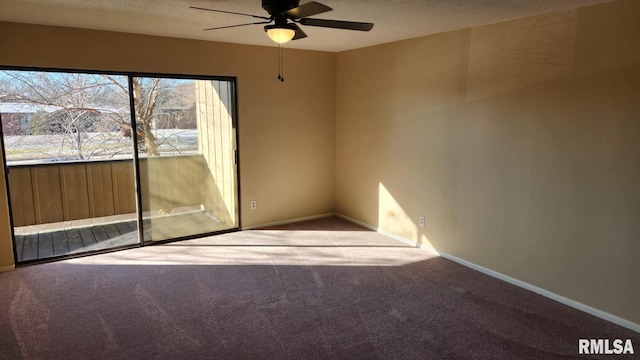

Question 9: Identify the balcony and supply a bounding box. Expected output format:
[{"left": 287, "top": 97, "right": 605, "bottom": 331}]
[
  {"left": 9, "top": 155, "right": 236, "bottom": 262},
  {"left": 2, "top": 73, "right": 238, "bottom": 263}
]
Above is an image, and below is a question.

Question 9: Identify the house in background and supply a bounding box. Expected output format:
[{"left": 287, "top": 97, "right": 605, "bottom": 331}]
[
  {"left": 0, "top": 0, "right": 638, "bottom": 335},
  {"left": 0, "top": 102, "right": 119, "bottom": 136},
  {"left": 0, "top": 102, "right": 58, "bottom": 135}
]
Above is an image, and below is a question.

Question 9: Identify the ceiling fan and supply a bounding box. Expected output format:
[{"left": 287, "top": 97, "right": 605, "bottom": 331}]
[{"left": 190, "top": 0, "right": 374, "bottom": 44}]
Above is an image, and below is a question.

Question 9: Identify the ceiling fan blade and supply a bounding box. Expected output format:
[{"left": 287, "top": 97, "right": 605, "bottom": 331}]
[
  {"left": 291, "top": 24, "right": 308, "bottom": 40},
  {"left": 283, "top": 1, "right": 332, "bottom": 19},
  {"left": 190, "top": 6, "right": 271, "bottom": 20},
  {"left": 299, "top": 18, "right": 374, "bottom": 31},
  {"left": 204, "top": 21, "right": 272, "bottom": 31}
]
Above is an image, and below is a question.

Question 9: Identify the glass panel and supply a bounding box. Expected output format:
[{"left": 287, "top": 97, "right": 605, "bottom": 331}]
[
  {"left": 132, "top": 77, "right": 238, "bottom": 241},
  {"left": 0, "top": 70, "right": 139, "bottom": 262}
]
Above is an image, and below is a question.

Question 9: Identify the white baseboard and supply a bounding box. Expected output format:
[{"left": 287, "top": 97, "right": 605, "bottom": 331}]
[
  {"left": 336, "top": 213, "right": 441, "bottom": 255},
  {"left": 439, "top": 252, "right": 640, "bottom": 333},
  {"left": 0, "top": 264, "right": 15, "bottom": 273},
  {"left": 335, "top": 213, "right": 640, "bottom": 334},
  {"left": 335, "top": 213, "right": 376, "bottom": 231},
  {"left": 242, "top": 213, "right": 336, "bottom": 230}
]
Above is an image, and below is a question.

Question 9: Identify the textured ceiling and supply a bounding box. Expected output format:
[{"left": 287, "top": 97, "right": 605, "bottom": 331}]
[{"left": 0, "top": 0, "right": 614, "bottom": 52}]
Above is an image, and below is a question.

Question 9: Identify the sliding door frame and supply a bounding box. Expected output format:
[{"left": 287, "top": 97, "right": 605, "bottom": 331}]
[{"left": 0, "top": 65, "right": 242, "bottom": 265}]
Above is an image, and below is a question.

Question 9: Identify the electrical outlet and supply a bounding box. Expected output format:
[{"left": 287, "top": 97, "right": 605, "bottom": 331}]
[
  {"left": 419, "top": 216, "right": 425, "bottom": 227},
  {"left": 250, "top": 201, "right": 257, "bottom": 210}
]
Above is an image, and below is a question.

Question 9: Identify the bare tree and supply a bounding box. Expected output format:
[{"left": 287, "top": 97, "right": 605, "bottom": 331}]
[
  {"left": 1, "top": 71, "right": 130, "bottom": 160},
  {"left": 0, "top": 70, "right": 198, "bottom": 163},
  {"left": 0, "top": 71, "right": 179, "bottom": 161},
  {"left": 101, "top": 76, "right": 194, "bottom": 157}
]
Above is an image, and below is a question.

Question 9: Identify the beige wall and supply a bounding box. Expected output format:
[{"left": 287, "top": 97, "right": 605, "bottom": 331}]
[
  {"left": 1, "top": 0, "right": 638, "bottom": 327},
  {"left": 0, "top": 21, "right": 336, "bottom": 268},
  {"left": 337, "top": 0, "right": 640, "bottom": 323}
]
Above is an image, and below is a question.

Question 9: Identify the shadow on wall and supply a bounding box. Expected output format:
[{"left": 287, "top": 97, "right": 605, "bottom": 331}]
[
  {"left": 337, "top": 0, "right": 640, "bottom": 325},
  {"left": 372, "top": 8, "right": 583, "bottom": 255}
]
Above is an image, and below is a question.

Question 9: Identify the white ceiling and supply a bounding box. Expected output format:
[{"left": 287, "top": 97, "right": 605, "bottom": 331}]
[{"left": 0, "top": 0, "right": 614, "bottom": 52}]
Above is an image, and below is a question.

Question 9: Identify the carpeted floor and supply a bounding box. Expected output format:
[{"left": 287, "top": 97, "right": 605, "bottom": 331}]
[{"left": 0, "top": 216, "right": 637, "bottom": 359}]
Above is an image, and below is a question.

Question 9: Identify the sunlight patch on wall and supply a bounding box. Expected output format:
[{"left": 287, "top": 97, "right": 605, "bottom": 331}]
[
  {"left": 378, "top": 182, "right": 437, "bottom": 253},
  {"left": 420, "top": 234, "right": 438, "bottom": 255},
  {"left": 378, "top": 182, "right": 416, "bottom": 240}
]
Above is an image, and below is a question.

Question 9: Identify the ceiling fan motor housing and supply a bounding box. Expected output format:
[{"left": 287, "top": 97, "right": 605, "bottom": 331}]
[
  {"left": 194, "top": 1, "right": 373, "bottom": 41},
  {"left": 262, "top": 0, "right": 300, "bottom": 16}
]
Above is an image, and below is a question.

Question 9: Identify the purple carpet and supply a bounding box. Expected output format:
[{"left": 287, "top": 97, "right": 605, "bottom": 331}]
[{"left": 0, "top": 217, "right": 637, "bottom": 359}]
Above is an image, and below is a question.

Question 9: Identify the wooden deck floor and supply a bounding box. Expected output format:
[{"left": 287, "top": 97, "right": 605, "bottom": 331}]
[{"left": 14, "top": 211, "right": 232, "bottom": 262}]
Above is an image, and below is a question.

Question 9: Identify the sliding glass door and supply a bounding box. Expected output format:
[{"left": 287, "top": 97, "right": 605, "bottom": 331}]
[
  {"left": 0, "top": 70, "right": 139, "bottom": 261},
  {"left": 132, "top": 76, "right": 238, "bottom": 242},
  {"left": 1, "top": 69, "right": 239, "bottom": 263}
]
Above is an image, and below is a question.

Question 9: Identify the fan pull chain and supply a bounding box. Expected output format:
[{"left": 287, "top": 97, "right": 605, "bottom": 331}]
[{"left": 277, "top": 44, "right": 284, "bottom": 82}]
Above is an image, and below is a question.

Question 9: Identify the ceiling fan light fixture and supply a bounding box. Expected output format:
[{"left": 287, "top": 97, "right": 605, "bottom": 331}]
[{"left": 265, "top": 24, "right": 296, "bottom": 44}]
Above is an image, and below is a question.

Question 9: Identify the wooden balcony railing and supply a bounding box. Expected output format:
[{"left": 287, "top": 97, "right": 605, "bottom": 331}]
[{"left": 7, "top": 155, "right": 209, "bottom": 227}]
